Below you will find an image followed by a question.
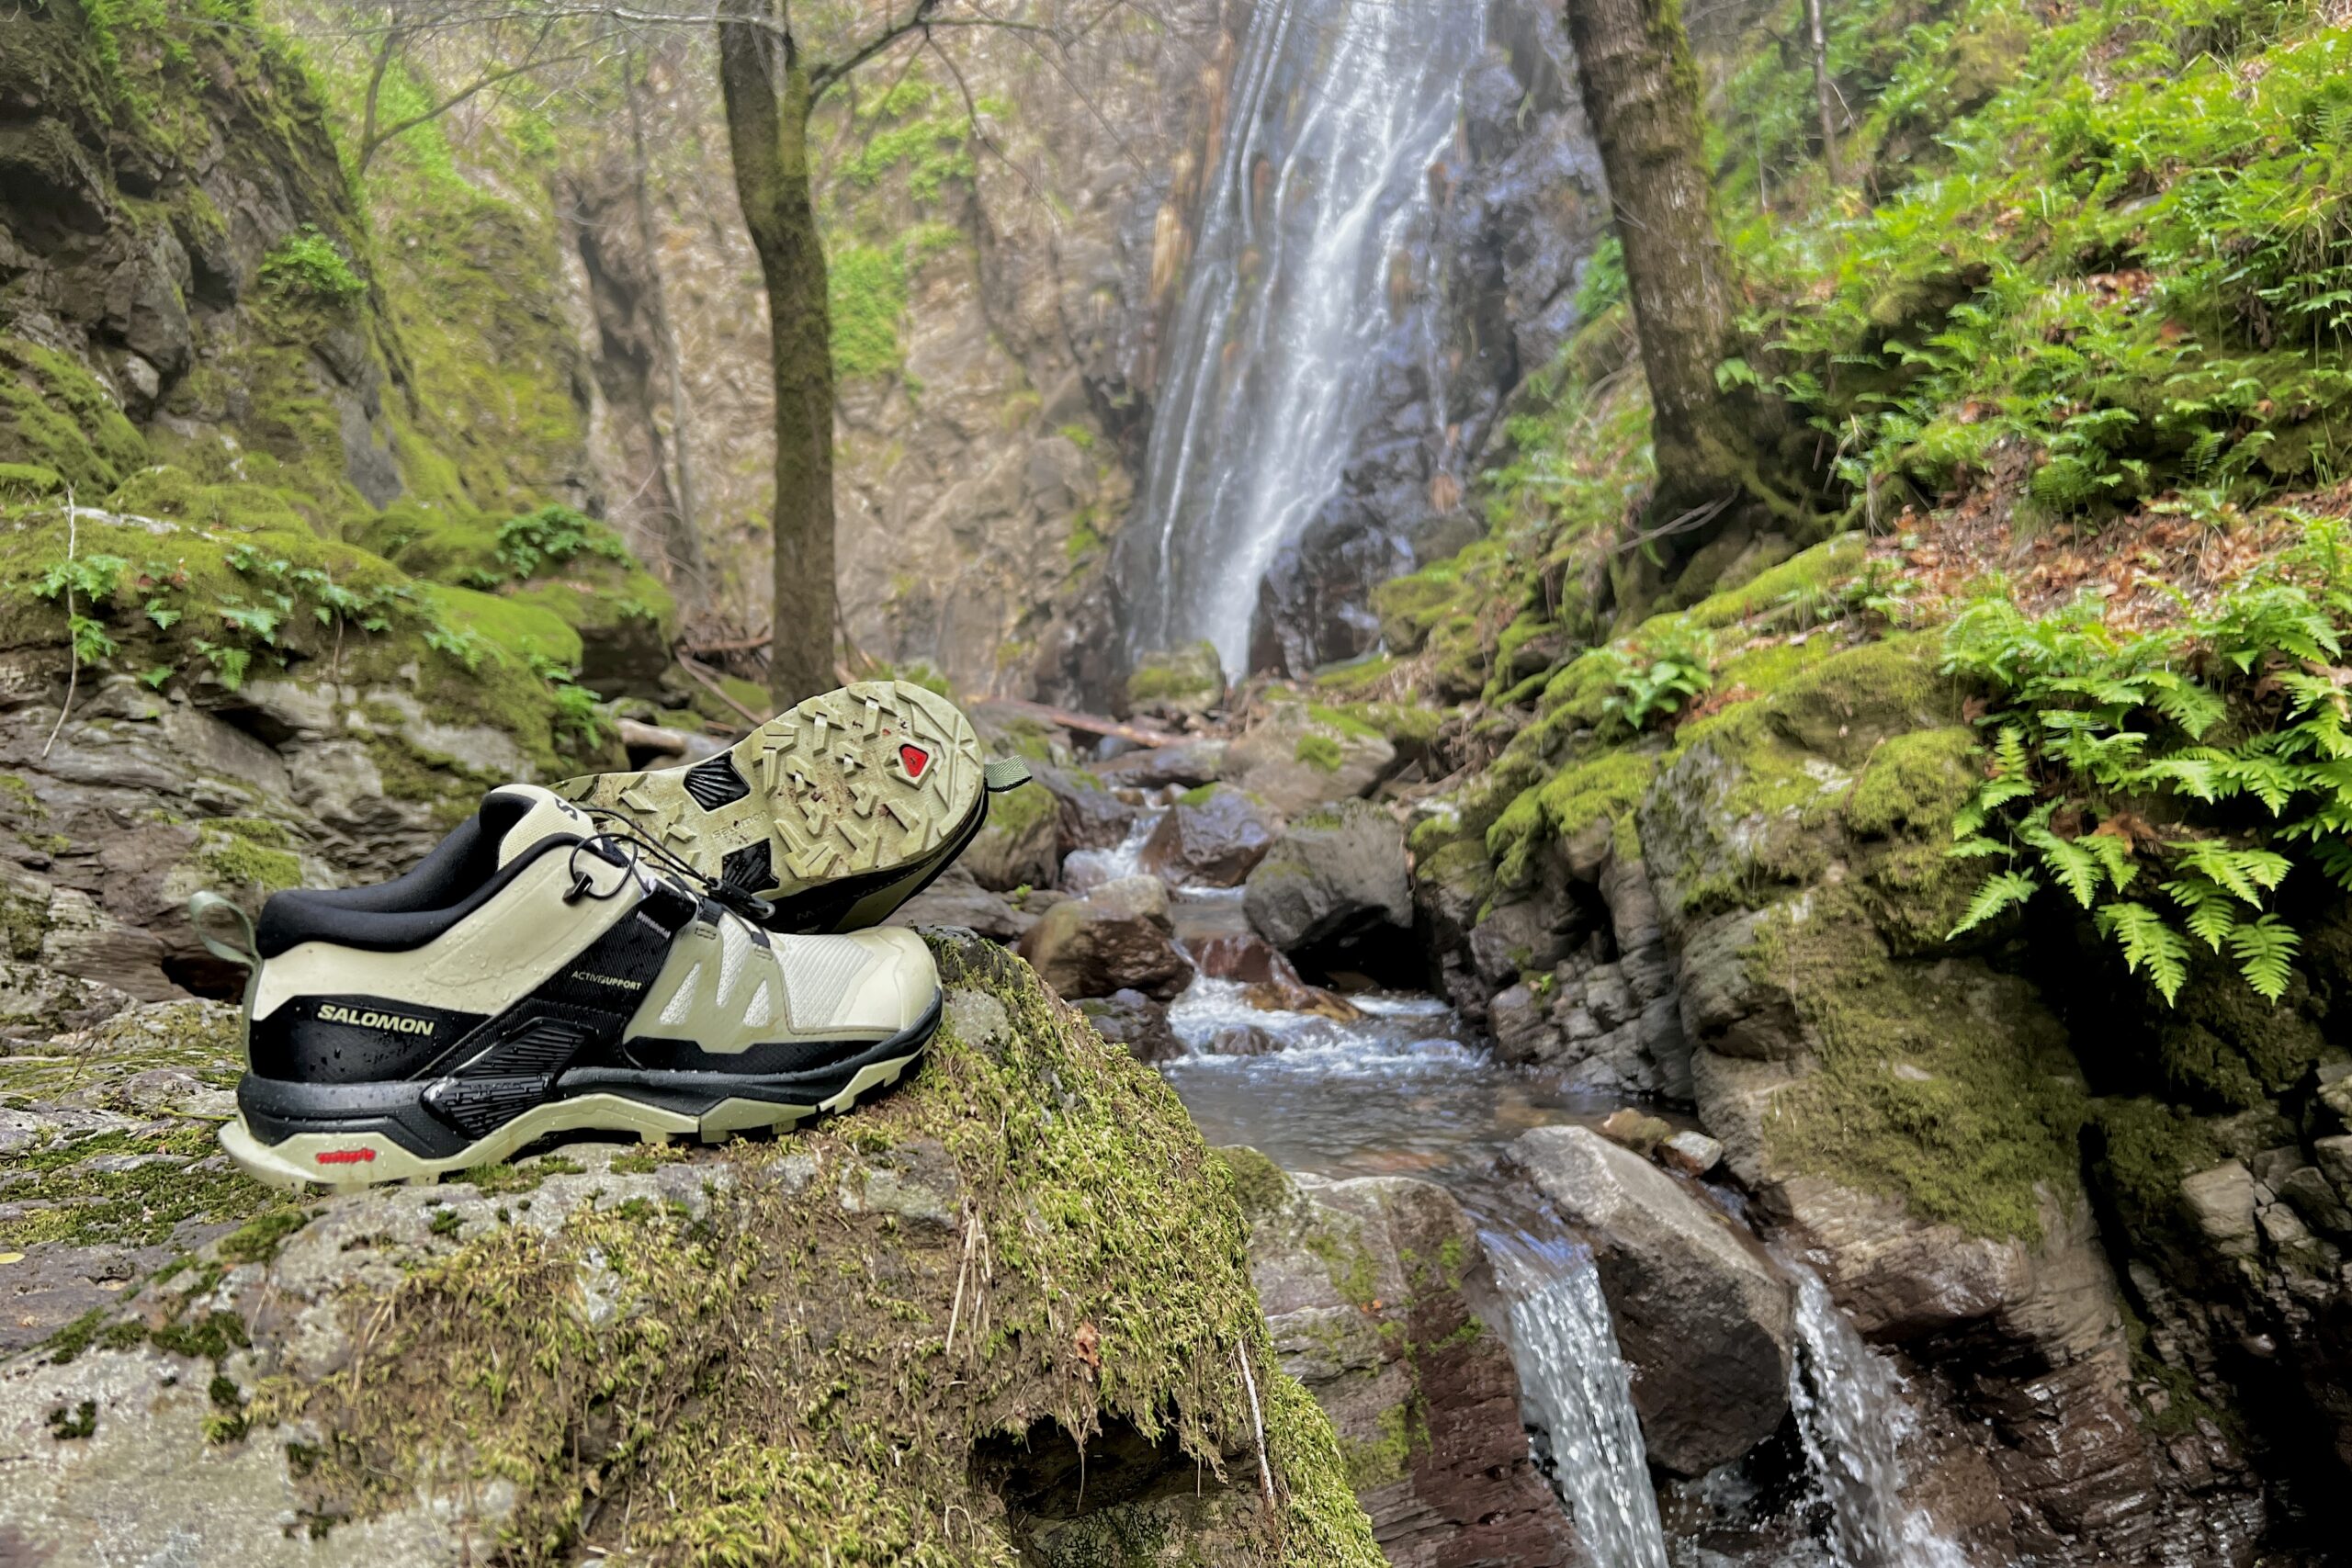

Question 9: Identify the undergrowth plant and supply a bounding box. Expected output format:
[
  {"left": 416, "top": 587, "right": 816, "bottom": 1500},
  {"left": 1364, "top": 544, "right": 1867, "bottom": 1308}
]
[
  {"left": 1944, "top": 513, "right": 2352, "bottom": 1002},
  {"left": 1599, "top": 628, "right": 1714, "bottom": 734}
]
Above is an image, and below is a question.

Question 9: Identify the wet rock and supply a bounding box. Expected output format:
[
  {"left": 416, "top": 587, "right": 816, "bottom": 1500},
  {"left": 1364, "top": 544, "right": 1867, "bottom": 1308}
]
[
  {"left": 1466, "top": 897, "right": 1577, "bottom": 986},
  {"left": 1598, "top": 1109, "right": 1673, "bottom": 1156},
  {"left": 1016, "top": 874, "right": 1193, "bottom": 1000},
  {"left": 1125, "top": 641, "right": 1226, "bottom": 720},
  {"left": 1235, "top": 1157, "right": 1583, "bottom": 1565},
  {"left": 1660, "top": 1131, "right": 1724, "bottom": 1178},
  {"left": 1243, "top": 800, "right": 1411, "bottom": 955},
  {"left": 2182, "top": 1162, "right": 2260, "bottom": 1259},
  {"left": 1072, "top": 988, "right": 1182, "bottom": 1064},
  {"left": 1094, "top": 739, "right": 1230, "bottom": 790},
  {"left": 0, "top": 935, "right": 1381, "bottom": 1562},
  {"left": 960, "top": 781, "right": 1059, "bottom": 892},
  {"left": 1138, "top": 785, "right": 1277, "bottom": 888},
  {"left": 886, "top": 865, "right": 1035, "bottom": 943},
  {"left": 1204, "top": 1023, "right": 1284, "bottom": 1056},
  {"left": 1225, "top": 704, "right": 1396, "bottom": 816},
  {"left": 1505, "top": 1124, "right": 1794, "bottom": 1475},
  {"left": 1189, "top": 932, "right": 1364, "bottom": 1021},
  {"left": 1032, "top": 763, "right": 1140, "bottom": 853}
]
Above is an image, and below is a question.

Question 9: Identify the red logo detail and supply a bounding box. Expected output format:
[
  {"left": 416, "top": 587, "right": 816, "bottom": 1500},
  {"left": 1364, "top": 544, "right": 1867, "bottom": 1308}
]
[
  {"left": 899, "top": 744, "right": 930, "bottom": 779},
  {"left": 315, "top": 1147, "right": 377, "bottom": 1166}
]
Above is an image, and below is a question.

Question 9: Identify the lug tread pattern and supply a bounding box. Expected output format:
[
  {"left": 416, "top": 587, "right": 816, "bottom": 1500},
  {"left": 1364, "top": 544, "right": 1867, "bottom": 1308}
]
[{"left": 553, "top": 681, "right": 984, "bottom": 916}]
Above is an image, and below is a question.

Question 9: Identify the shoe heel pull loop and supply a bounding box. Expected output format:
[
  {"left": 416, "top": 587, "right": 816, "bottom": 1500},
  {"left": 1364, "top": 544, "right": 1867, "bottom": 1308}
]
[
  {"left": 187, "top": 890, "right": 259, "bottom": 973},
  {"left": 983, "top": 758, "right": 1032, "bottom": 793}
]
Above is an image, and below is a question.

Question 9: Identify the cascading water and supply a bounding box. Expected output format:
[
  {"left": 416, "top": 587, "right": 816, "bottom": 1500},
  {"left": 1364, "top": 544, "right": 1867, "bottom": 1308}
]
[
  {"left": 1781, "top": 1255, "right": 1974, "bottom": 1568},
  {"left": 1485, "top": 1226, "right": 1674, "bottom": 1568},
  {"left": 1123, "top": 0, "right": 1484, "bottom": 672}
]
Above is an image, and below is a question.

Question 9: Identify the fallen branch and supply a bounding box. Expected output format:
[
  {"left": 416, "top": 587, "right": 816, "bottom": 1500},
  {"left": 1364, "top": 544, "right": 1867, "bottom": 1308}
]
[
  {"left": 986, "top": 696, "right": 1182, "bottom": 750},
  {"left": 675, "top": 654, "right": 770, "bottom": 728},
  {"left": 615, "top": 716, "right": 698, "bottom": 757},
  {"left": 41, "top": 489, "right": 81, "bottom": 760},
  {"left": 677, "top": 629, "right": 774, "bottom": 658},
  {"left": 1236, "top": 1341, "right": 1277, "bottom": 1515}
]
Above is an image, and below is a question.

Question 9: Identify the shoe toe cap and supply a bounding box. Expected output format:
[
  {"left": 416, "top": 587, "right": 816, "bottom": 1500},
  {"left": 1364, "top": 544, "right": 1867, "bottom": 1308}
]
[{"left": 838, "top": 926, "right": 941, "bottom": 1034}]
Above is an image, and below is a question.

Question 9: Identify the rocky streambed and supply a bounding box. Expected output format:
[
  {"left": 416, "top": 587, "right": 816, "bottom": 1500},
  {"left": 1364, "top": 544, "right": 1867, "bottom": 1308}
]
[{"left": 0, "top": 662, "right": 2334, "bottom": 1565}]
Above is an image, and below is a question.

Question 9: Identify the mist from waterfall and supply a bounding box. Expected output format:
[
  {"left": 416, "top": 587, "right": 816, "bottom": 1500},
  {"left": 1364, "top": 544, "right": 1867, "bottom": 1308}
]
[
  {"left": 1123, "top": 0, "right": 1482, "bottom": 674},
  {"left": 1486, "top": 1226, "right": 1674, "bottom": 1568}
]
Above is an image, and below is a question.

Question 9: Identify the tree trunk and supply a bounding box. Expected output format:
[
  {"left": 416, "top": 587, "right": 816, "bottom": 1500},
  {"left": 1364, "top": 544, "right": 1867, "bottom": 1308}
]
[
  {"left": 1562, "top": 0, "right": 1801, "bottom": 587},
  {"left": 626, "top": 42, "right": 713, "bottom": 618},
  {"left": 718, "top": 0, "right": 835, "bottom": 709},
  {"left": 1805, "top": 0, "right": 1841, "bottom": 186}
]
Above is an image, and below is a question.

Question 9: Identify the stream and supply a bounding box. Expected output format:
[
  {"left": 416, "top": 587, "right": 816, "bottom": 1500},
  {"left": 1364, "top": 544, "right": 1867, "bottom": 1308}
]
[{"left": 1109, "top": 833, "right": 1972, "bottom": 1566}]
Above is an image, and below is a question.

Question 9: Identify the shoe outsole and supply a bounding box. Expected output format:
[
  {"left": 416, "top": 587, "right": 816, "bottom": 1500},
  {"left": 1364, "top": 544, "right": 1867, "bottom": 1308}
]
[
  {"left": 556, "top": 681, "right": 986, "bottom": 932},
  {"left": 218, "top": 1044, "right": 929, "bottom": 1192}
]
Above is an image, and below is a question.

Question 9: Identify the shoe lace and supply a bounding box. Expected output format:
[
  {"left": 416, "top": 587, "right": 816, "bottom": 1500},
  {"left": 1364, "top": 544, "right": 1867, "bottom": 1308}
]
[{"left": 560, "top": 807, "right": 778, "bottom": 928}]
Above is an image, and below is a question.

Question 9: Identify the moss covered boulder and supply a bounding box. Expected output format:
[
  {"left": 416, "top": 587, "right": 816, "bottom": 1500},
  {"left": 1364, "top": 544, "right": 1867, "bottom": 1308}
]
[
  {"left": 1125, "top": 640, "right": 1227, "bottom": 720},
  {"left": 0, "top": 936, "right": 1380, "bottom": 1565},
  {"left": 1226, "top": 700, "right": 1396, "bottom": 818}
]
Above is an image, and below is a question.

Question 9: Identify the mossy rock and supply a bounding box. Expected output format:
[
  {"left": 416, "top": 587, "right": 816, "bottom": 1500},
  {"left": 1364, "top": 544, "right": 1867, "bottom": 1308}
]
[
  {"left": 0, "top": 936, "right": 1381, "bottom": 1565},
  {"left": 1126, "top": 640, "right": 1227, "bottom": 717},
  {"left": 0, "top": 487, "right": 616, "bottom": 778}
]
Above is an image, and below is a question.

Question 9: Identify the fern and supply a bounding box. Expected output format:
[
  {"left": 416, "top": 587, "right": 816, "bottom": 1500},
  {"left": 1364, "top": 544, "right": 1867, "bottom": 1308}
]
[
  {"left": 1950, "top": 869, "right": 2041, "bottom": 938},
  {"left": 2226, "top": 914, "right": 2300, "bottom": 1000},
  {"left": 2095, "top": 902, "right": 2191, "bottom": 1005}
]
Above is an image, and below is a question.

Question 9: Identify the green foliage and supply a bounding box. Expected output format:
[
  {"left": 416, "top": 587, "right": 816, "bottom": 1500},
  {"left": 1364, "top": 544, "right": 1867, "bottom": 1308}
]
[
  {"left": 1574, "top": 233, "right": 1627, "bottom": 320},
  {"left": 1941, "top": 514, "right": 2352, "bottom": 1002},
  {"left": 830, "top": 244, "right": 909, "bottom": 380},
  {"left": 257, "top": 224, "right": 367, "bottom": 309},
  {"left": 1723, "top": 0, "right": 2352, "bottom": 522},
  {"left": 1598, "top": 626, "right": 1714, "bottom": 734},
  {"left": 494, "top": 505, "right": 628, "bottom": 579}
]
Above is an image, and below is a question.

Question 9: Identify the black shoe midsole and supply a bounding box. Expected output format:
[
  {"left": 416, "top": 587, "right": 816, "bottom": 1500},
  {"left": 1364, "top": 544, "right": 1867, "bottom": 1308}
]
[
  {"left": 765, "top": 794, "right": 990, "bottom": 932},
  {"left": 235, "top": 995, "right": 944, "bottom": 1158}
]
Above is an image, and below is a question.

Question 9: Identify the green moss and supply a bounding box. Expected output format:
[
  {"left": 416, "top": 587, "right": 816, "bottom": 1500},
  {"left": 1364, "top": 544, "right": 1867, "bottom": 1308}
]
[
  {"left": 1679, "top": 536, "right": 1867, "bottom": 631},
  {"left": 1295, "top": 733, "right": 1345, "bottom": 773},
  {"left": 253, "top": 938, "right": 1378, "bottom": 1563},
  {"left": 1339, "top": 1399, "right": 1430, "bottom": 1491},
  {"left": 197, "top": 818, "right": 304, "bottom": 893},
  {"left": 1125, "top": 643, "right": 1225, "bottom": 705},
  {"left": 830, "top": 243, "right": 910, "bottom": 380},
  {"left": 1213, "top": 1145, "right": 1293, "bottom": 1224},
  {"left": 1487, "top": 749, "right": 1657, "bottom": 887},
  {"left": 0, "top": 337, "right": 149, "bottom": 495},
  {"left": 2090, "top": 1097, "right": 2222, "bottom": 1263},
  {"left": 0, "top": 1122, "right": 274, "bottom": 1252},
  {"left": 1756, "top": 886, "right": 2087, "bottom": 1241}
]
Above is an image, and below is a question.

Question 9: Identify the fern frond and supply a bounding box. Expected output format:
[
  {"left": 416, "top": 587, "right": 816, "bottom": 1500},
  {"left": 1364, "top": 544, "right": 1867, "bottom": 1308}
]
[
  {"left": 2162, "top": 874, "right": 2239, "bottom": 951},
  {"left": 2177, "top": 840, "right": 2291, "bottom": 903},
  {"left": 2095, "top": 901, "right": 2190, "bottom": 1005},
  {"left": 1948, "top": 835, "right": 2011, "bottom": 859},
  {"left": 1950, "top": 869, "right": 2040, "bottom": 939},
  {"left": 2080, "top": 829, "right": 2136, "bottom": 893},
  {"left": 2142, "top": 671, "right": 2226, "bottom": 739},
  {"left": 2227, "top": 915, "right": 2300, "bottom": 1001}
]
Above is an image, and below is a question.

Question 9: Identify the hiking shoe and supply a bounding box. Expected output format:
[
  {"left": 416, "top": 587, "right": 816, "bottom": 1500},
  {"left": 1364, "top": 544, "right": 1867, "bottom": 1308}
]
[
  {"left": 557, "top": 680, "right": 1026, "bottom": 934},
  {"left": 198, "top": 784, "right": 942, "bottom": 1190}
]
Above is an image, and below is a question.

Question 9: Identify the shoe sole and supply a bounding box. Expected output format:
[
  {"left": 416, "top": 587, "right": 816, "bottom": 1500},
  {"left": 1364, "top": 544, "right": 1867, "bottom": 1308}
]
[
  {"left": 218, "top": 1004, "right": 939, "bottom": 1192},
  {"left": 556, "top": 681, "right": 987, "bottom": 933}
]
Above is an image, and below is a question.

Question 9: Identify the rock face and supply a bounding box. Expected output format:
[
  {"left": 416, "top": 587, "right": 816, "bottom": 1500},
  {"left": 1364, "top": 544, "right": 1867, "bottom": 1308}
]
[
  {"left": 0, "top": 937, "right": 1383, "bottom": 1566},
  {"left": 1017, "top": 874, "right": 1193, "bottom": 1000},
  {"left": 1233, "top": 1152, "right": 1583, "bottom": 1567},
  {"left": 1139, "top": 785, "right": 1278, "bottom": 887},
  {"left": 1505, "top": 1124, "right": 1795, "bottom": 1475},
  {"left": 1226, "top": 704, "right": 1397, "bottom": 816},
  {"left": 1244, "top": 800, "right": 1413, "bottom": 956}
]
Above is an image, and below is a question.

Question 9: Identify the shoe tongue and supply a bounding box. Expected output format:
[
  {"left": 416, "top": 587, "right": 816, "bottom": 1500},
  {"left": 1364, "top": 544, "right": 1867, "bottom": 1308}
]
[{"left": 479, "top": 784, "right": 593, "bottom": 867}]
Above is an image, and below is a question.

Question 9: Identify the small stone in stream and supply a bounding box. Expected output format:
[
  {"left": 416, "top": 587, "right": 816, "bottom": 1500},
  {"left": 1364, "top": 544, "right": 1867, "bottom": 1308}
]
[
  {"left": 1190, "top": 932, "right": 1363, "bottom": 1021},
  {"left": 1204, "top": 1023, "right": 1283, "bottom": 1056},
  {"left": 1138, "top": 785, "right": 1277, "bottom": 887},
  {"left": 1015, "top": 874, "right": 1193, "bottom": 1001},
  {"left": 1599, "top": 1108, "right": 1673, "bottom": 1156},
  {"left": 1074, "top": 989, "right": 1182, "bottom": 1064},
  {"left": 1660, "top": 1131, "right": 1724, "bottom": 1178}
]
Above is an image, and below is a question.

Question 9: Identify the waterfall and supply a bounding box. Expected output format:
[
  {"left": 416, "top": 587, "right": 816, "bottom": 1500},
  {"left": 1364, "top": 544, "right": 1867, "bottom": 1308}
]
[
  {"left": 1123, "top": 0, "right": 1484, "bottom": 673},
  {"left": 1486, "top": 1227, "right": 1673, "bottom": 1568},
  {"left": 1781, "top": 1257, "right": 1974, "bottom": 1568}
]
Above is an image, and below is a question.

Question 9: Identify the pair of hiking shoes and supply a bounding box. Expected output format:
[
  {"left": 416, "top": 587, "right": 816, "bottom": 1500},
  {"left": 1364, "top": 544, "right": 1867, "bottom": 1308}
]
[{"left": 193, "top": 682, "right": 1024, "bottom": 1190}]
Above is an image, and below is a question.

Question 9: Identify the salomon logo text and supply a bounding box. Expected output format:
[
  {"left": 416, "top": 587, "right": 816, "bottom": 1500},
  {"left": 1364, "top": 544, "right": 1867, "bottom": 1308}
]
[{"left": 320, "top": 1003, "right": 435, "bottom": 1035}]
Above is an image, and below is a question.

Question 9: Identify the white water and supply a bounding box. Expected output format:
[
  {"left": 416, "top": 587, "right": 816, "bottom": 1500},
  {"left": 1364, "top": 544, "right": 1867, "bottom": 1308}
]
[
  {"left": 1125, "top": 0, "right": 1483, "bottom": 672},
  {"left": 1781, "top": 1256, "right": 1974, "bottom": 1568},
  {"left": 1487, "top": 1231, "right": 1675, "bottom": 1568}
]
